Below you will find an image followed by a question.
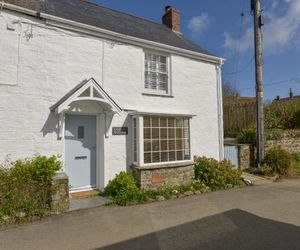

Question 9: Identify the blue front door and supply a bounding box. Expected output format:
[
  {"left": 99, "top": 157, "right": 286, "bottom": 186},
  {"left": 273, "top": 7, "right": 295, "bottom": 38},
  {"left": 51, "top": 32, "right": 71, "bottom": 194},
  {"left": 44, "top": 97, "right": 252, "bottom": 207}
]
[{"left": 65, "top": 114, "right": 96, "bottom": 190}]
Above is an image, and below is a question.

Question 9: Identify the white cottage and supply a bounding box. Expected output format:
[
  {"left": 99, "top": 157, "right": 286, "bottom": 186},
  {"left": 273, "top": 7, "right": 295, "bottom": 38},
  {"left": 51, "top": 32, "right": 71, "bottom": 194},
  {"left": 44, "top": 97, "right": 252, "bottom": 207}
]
[{"left": 0, "top": 0, "right": 224, "bottom": 191}]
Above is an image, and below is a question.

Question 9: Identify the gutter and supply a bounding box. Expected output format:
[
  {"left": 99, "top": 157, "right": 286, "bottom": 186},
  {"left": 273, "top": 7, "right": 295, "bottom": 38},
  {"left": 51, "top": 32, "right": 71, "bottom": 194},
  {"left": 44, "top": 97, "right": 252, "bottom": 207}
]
[
  {"left": 1, "top": 2, "right": 224, "bottom": 64},
  {"left": 0, "top": 2, "right": 37, "bottom": 16}
]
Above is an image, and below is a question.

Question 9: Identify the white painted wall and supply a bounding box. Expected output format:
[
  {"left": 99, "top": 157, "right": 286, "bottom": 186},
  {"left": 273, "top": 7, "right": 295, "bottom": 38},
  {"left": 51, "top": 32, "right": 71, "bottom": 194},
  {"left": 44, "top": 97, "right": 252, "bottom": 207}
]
[{"left": 0, "top": 10, "right": 222, "bottom": 186}]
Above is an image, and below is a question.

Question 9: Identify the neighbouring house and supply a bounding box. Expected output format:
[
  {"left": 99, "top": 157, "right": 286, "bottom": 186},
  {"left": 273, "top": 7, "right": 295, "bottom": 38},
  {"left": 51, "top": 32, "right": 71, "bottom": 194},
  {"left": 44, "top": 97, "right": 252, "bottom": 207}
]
[{"left": 0, "top": 0, "right": 224, "bottom": 191}]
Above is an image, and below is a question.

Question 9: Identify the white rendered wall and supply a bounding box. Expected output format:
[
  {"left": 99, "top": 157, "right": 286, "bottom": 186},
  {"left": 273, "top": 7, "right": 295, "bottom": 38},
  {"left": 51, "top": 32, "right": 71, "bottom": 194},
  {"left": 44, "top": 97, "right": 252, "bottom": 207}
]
[{"left": 0, "top": 10, "right": 221, "bottom": 186}]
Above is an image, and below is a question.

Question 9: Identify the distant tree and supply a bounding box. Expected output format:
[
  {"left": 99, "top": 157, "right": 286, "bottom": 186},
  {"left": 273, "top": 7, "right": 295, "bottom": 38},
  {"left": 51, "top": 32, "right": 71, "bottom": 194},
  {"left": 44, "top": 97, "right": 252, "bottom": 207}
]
[{"left": 222, "top": 81, "right": 240, "bottom": 99}]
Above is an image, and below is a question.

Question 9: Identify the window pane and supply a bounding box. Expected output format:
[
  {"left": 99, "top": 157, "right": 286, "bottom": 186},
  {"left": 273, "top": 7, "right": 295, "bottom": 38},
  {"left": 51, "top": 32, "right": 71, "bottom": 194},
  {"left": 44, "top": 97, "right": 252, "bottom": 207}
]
[
  {"left": 176, "top": 128, "right": 183, "bottom": 138},
  {"left": 184, "top": 150, "right": 190, "bottom": 160},
  {"left": 152, "top": 117, "right": 159, "bottom": 127},
  {"left": 169, "top": 151, "right": 176, "bottom": 161},
  {"left": 168, "top": 140, "right": 175, "bottom": 150},
  {"left": 176, "top": 151, "right": 183, "bottom": 161},
  {"left": 144, "top": 153, "right": 151, "bottom": 163},
  {"left": 184, "top": 118, "right": 189, "bottom": 127},
  {"left": 144, "top": 128, "right": 151, "bottom": 139},
  {"left": 176, "top": 139, "right": 183, "bottom": 150},
  {"left": 152, "top": 152, "right": 160, "bottom": 163},
  {"left": 159, "top": 63, "right": 167, "bottom": 72},
  {"left": 183, "top": 127, "right": 189, "bottom": 138},
  {"left": 168, "top": 128, "right": 175, "bottom": 138},
  {"left": 78, "top": 126, "right": 84, "bottom": 139},
  {"left": 168, "top": 118, "right": 175, "bottom": 127},
  {"left": 160, "top": 140, "right": 168, "bottom": 151},
  {"left": 152, "top": 140, "right": 159, "bottom": 151},
  {"left": 176, "top": 118, "right": 184, "bottom": 127},
  {"left": 144, "top": 116, "right": 151, "bottom": 127},
  {"left": 160, "top": 117, "right": 167, "bottom": 127},
  {"left": 159, "top": 56, "right": 166, "bottom": 64},
  {"left": 152, "top": 128, "right": 159, "bottom": 139},
  {"left": 144, "top": 140, "right": 151, "bottom": 152},
  {"left": 160, "top": 128, "right": 168, "bottom": 139},
  {"left": 161, "top": 152, "right": 168, "bottom": 162}
]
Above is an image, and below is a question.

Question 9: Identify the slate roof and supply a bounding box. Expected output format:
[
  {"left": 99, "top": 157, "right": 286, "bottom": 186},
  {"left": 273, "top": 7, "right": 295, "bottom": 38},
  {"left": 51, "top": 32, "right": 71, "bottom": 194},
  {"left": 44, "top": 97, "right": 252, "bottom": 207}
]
[{"left": 4, "top": 0, "right": 215, "bottom": 56}]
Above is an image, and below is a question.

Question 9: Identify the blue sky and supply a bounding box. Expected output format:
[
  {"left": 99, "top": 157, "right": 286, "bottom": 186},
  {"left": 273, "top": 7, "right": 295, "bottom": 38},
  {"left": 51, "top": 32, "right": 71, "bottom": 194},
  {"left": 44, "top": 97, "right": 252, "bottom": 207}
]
[{"left": 93, "top": 0, "right": 300, "bottom": 100}]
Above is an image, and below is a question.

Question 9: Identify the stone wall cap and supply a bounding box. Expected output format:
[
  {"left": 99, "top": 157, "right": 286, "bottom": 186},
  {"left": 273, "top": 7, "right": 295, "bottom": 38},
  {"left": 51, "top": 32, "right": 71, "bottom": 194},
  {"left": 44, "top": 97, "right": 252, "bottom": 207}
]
[
  {"left": 52, "top": 172, "right": 69, "bottom": 181},
  {"left": 132, "top": 161, "right": 194, "bottom": 170}
]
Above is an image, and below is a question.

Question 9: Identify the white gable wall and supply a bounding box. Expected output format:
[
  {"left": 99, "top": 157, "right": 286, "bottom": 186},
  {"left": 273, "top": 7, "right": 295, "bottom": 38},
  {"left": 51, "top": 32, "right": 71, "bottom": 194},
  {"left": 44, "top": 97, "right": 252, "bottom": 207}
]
[{"left": 0, "top": 10, "right": 221, "bottom": 186}]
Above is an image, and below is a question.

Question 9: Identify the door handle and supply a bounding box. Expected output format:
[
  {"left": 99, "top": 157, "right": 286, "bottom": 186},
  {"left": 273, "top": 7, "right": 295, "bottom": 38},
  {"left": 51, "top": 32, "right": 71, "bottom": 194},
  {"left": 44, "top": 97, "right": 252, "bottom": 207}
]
[{"left": 75, "top": 156, "right": 87, "bottom": 160}]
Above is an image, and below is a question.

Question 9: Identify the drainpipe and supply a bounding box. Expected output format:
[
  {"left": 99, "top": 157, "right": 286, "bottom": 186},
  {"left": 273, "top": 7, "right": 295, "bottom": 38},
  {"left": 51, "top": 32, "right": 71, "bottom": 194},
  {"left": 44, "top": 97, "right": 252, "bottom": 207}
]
[{"left": 216, "top": 60, "right": 224, "bottom": 160}]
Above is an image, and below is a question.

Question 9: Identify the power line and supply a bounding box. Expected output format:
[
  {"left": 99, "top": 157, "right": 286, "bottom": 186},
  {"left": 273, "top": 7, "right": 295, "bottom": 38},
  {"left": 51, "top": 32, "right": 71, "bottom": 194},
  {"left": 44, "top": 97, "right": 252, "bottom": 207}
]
[
  {"left": 223, "top": 56, "right": 254, "bottom": 75},
  {"left": 239, "top": 77, "right": 300, "bottom": 90}
]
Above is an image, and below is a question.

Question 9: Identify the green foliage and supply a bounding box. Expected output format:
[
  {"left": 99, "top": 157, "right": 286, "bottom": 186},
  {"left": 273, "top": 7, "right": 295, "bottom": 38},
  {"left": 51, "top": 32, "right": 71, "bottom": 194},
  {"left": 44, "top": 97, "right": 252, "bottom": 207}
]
[
  {"left": 105, "top": 171, "right": 138, "bottom": 197},
  {"left": 292, "top": 152, "right": 300, "bottom": 162},
  {"left": 265, "top": 129, "right": 283, "bottom": 141},
  {"left": 265, "top": 99, "right": 300, "bottom": 129},
  {"left": 237, "top": 124, "right": 283, "bottom": 145},
  {"left": 0, "top": 156, "right": 62, "bottom": 225},
  {"left": 194, "top": 156, "right": 241, "bottom": 190},
  {"left": 237, "top": 124, "right": 257, "bottom": 144},
  {"left": 265, "top": 147, "right": 293, "bottom": 175}
]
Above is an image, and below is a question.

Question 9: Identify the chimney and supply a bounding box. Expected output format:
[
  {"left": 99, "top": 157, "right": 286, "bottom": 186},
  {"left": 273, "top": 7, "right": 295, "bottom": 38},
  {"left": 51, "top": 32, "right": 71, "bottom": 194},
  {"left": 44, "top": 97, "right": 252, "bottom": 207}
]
[{"left": 162, "top": 6, "right": 180, "bottom": 32}]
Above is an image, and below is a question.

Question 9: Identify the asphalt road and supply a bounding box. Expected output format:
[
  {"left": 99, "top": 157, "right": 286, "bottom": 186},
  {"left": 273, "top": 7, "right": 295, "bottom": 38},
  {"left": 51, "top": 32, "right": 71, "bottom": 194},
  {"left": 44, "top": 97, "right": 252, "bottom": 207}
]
[{"left": 1, "top": 179, "right": 300, "bottom": 250}]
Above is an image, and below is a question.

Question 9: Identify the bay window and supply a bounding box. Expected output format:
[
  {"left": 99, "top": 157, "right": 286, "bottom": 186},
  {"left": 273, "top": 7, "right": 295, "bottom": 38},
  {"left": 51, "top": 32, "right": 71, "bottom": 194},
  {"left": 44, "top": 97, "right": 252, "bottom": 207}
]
[{"left": 133, "top": 115, "right": 191, "bottom": 165}]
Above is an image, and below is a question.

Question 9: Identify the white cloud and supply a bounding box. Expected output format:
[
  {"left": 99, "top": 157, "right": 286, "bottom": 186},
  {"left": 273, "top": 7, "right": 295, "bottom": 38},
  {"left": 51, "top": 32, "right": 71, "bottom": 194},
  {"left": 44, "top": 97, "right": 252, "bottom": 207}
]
[
  {"left": 187, "top": 13, "right": 210, "bottom": 35},
  {"left": 222, "top": 0, "right": 300, "bottom": 54}
]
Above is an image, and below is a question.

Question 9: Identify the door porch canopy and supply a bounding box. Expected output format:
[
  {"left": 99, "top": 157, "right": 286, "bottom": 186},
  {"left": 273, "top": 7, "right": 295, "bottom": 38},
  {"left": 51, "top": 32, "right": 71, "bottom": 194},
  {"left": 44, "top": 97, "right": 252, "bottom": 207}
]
[{"left": 50, "top": 77, "right": 122, "bottom": 138}]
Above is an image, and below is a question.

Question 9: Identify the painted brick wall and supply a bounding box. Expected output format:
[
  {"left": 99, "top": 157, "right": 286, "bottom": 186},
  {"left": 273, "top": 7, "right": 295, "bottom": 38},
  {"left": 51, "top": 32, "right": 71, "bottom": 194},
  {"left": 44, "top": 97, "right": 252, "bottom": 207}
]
[{"left": 0, "top": 10, "right": 221, "bottom": 186}]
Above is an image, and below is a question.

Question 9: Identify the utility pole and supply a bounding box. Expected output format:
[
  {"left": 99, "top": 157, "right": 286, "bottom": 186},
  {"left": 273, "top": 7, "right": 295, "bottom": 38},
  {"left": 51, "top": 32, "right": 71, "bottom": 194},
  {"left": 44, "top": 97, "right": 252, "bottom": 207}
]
[{"left": 252, "top": 0, "right": 265, "bottom": 166}]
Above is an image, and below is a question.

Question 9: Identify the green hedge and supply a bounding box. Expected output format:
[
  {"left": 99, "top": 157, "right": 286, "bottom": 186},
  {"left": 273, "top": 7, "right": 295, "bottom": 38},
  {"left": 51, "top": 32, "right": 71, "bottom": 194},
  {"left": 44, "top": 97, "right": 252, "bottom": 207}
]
[{"left": 0, "top": 155, "right": 62, "bottom": 225}]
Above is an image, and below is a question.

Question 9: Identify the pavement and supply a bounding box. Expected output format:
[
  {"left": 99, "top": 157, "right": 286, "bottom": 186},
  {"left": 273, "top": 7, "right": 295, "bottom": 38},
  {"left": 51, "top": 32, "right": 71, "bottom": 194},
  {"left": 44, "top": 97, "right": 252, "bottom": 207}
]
[{"left": 1, "top": 179, "right": 300, "bottom": 250}]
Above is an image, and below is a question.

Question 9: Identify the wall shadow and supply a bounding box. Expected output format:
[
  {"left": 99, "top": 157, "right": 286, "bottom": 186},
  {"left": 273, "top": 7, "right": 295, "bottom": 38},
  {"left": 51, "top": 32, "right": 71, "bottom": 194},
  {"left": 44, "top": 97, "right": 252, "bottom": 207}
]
[
  {"left": 96, "top": 209, "right": 300, "bottom": 250},
  {"left": 40, "top": 111, "right": 59, "bottom": 138}
]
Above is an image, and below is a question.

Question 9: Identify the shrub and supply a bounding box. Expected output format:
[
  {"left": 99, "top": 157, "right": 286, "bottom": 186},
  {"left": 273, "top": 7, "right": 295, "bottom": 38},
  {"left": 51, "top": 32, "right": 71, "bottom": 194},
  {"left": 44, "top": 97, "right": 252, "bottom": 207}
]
[
  {"left": 265, "top": 129, "right": 283, "bottom": 141},
  {"left": 237, "top": 124, "right": 256, "bottom": 145},
  {"left": 105, "top": 171, "right": 138, "bottom": 197},
  {"left": 264, "top": 147, "right": 293, "bottom": 175},
  {"left": 292, "top": 152, "right": 300, "bottom": 162},
  {"left": 194, "top": 156, "right": 241, "bottom": 190},
  {"left": 0, "top": 156, "right": 62, "bottom": 224}
]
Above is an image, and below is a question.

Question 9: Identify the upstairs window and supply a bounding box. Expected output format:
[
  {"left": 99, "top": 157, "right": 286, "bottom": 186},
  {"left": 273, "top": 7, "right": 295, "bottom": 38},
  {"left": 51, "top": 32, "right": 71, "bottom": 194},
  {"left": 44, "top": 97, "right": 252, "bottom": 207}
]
[{"left": 144, "top": 52, "right": 169, "bottom": 93}]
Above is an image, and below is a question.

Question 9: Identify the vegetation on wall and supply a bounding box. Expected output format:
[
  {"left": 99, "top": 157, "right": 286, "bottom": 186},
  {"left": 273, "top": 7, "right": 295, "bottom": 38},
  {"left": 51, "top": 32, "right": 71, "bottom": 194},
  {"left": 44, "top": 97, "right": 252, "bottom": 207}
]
[
  {"left": 0, "top": 156, "right": 62, "bottom": 225},
  {"left": 265, "top": 99, "right": 300, "bottom": 129},
  {"left": 105, "top": 158, "right": 243, "bottom": 206}
]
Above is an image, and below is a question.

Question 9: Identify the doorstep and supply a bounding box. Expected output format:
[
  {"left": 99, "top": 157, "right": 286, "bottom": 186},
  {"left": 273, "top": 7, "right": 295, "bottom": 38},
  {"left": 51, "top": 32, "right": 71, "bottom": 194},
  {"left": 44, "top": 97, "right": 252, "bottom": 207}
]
[
  {"left": 241, "top": 172, "right": 275, "bottom": 186},
  {"left": 69, "top": 195, "right": 109, "bottom": 211}
]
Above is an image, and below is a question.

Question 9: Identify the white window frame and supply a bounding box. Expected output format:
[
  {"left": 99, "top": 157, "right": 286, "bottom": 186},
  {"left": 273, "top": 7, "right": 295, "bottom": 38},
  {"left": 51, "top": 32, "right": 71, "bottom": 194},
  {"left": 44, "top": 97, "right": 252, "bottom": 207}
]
[
  {"left": 142, "top": 50, "right": 171, "bottom": 96},
  {"left": 133, "top": 115, "right": 192, "bottom": 167}
]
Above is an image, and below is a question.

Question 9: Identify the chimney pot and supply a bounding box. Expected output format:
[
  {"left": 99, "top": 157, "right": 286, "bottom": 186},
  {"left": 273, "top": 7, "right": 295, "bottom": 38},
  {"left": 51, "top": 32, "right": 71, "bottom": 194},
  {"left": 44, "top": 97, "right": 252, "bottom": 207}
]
[{"left": 162, "top": 6, "right": 180, "bottom": 32}]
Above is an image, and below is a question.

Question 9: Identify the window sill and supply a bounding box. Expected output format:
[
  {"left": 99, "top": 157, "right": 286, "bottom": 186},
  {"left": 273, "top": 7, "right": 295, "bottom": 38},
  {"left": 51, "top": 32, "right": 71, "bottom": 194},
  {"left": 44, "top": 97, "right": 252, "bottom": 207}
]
[
  {"left": 142, "top": 92, "right": 174, "bottom": 98},
  {"left": 132, "top": 160, "right": 194, "bottom": 170}
]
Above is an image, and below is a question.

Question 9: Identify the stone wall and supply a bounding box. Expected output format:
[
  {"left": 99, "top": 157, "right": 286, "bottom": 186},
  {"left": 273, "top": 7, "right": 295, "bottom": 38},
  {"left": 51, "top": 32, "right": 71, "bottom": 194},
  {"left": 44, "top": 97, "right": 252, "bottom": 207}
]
[
  {"left": 51, "top": 172, "right": 69, "bottom": 213},
  {"left": 132, "top": 162, "right": 195, "bottom": 190},
  {"left": 265, "top": 130, "right": 300, "bottom": 153},
  {"left": 228, "top": 130, "right": 300, "bottom": 170},
  {"left": 239, "top": 144, "right": 255, "bottom": 170}
]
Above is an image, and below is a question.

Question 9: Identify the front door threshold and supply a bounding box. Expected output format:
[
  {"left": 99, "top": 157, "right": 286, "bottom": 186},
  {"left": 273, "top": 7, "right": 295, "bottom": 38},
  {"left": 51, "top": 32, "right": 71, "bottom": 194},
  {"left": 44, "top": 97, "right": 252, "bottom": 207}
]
[{"left": 70, "top": 188, "right": 100, "bottom": 199}]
